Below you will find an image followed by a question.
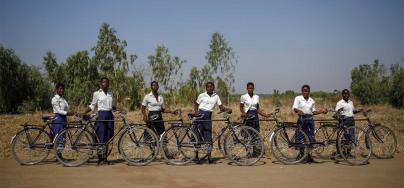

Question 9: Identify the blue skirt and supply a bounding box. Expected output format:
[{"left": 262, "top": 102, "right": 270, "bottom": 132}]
[
  {"left": 197, "top": 110, "right": 213, "bottom": 142},
  {"left": 51, "top": 113, "right": 67, "bottom": 139},
  {"left": 245, "top": 110, "right": 260, "bottom": 132},
  {"left": 94, "top": 111, "right": 114, "bottom": 143}
]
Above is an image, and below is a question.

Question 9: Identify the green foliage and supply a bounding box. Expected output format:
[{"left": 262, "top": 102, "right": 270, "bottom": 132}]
[
  {"left": 43, "top": 23, "right": 145, "bottom": 110},
  {"left": 206, "top": 32, "right": 237, "bottom": 96},
  {"left": 389, "top": 63, "right": 404, "bottom": 108},
  {"left": 92, "top": 23, "right": 143, "bottom": 109},
  {"left": 216, "top": 77, "right": 230, "bottom": 104},
  {"left": 92, "top": 23, "right": 135, "bottom": 74},
  {"left": 351, "top": 60, "right": 390, "bottom": 104},
  {"left": 148, "top": 45, "right": 185, "bottom": 91},
  {"left": 0, "top": 46, "right": 52, "bottom": 113}
]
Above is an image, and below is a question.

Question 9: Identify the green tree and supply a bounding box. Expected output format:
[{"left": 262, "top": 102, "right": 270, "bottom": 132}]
[
  {"left": 17, "top": 66, "right": 53, "bottom": 112},
  {"left": 148, "top": 45, "right": 185, "bottom": 90},
  {"left": 1, "top": 45, "right": 52, "bottom": 113},
  {"left": 215, "top": 77, "right": 229, "bottom": 101},
  {"left": 43, "top": 51, "right": 65, "bottom": 84},
  {"left": 64, "top": 51, "right": 98, "bottom": 105},
  {"left": 91, "top": 23, "right": 143, "bottom": 109},
  {"left": 351, "top": 59, "right": 390, "bottom": 104},
  {"left": 147, "top": 45, "right": 185, "bottom": 105},
  {"left": 206, "top": 32, "right": 237, "bottom": 104},
  {"left": 0, "top": 46, "right": 29, "bottom": 112},
  {"left": 390, "top": 63, "right": 404, "bottom": 108}
]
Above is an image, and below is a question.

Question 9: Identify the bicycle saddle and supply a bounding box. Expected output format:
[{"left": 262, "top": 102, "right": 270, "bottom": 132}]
[{"left": 188, "top": 113, "right": 203, "bottom": 119}]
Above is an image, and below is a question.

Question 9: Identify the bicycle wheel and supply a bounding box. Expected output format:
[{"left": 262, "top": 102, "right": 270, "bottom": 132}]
[
  {"left": 224, "top": 125, "right": 264, "bottom": 166},
  {"left": 161, "top": 126, "right": 198, "bottom": 165},
  {"left": 270, "top": 125, "right": 309, "bottom": 165},
  {"left": 54, "top": 127, "right": 94, "bottom": 167},
  {"left": 314, "top": 124, "right": 338, "bottom": 159},
  {"left": 337, "top": 126, "right": 371, "bottom": 165},
  {"left": 367, "top": 125, "right": 397, "bottom": 159},
  {"left": 118, "top": 125, "right": 159, "bottom": 166},
  {"left": 11, "top": 128, "right": 52, "bottom": 165}
]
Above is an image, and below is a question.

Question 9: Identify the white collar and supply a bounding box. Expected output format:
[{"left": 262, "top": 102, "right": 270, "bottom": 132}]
[
  {"left": 148, "top": 92, "right": 160, "bottom": 96},
  {"left": 300, "top": 95, "right": 312, "bottom": 101},
  {"left": 342, "top": 99, "right": 351, "bottom": 103},
  {"left": 244, "top": 93, "right": 256, "bottom": 98},
  {"left": 204, "top": 92, "right": 217, "bottom": 97},
  {"left": 98, "top": 89, "right": 111, "bottom": 93},
  {"left": 55, "top": 94, "right": 63, "bottom": 99}
]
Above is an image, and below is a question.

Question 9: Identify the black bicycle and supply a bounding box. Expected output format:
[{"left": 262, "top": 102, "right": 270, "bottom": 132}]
[
  {"left": 11, "top": 116, "right": 60, "bottom": 165},
  {"left": 270, "top": 109, "right": 371, "bottom": 165},
  {"left": 53, "top": 111, "right": 159, "bottom": 167},
  {"left": 160, "top": 112, "right": 264, "bottom": 166}
]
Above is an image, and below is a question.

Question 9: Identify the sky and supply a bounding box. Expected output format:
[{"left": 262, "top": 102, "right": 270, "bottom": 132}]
[{"left": 1, "top": 0, "right": 403, "bottom": 94}]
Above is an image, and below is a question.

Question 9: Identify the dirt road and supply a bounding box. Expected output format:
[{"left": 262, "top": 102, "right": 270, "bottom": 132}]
[{"left": 0, "top": 156, "right": 403, "bottom": 188}]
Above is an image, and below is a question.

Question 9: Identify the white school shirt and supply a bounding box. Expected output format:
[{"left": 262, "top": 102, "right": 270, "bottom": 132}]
[
  {"left": 142, "top": 92, "right": 164, "bottom": 111},
  {"left": 240, "top": 93, "right": 259, "bottom": 113},
  {"left": 89, "top": 89, "right": 114, "bottom": 111},
  {"left": 196, "top": 92, "right": 222, "bottom": 112},
  {"left": 335, "top": 99, "right": 355, "bottom": 117},
  {"left": 51, "top": 94, "right": 69, "bottom": 115},
  {"left": 292, "top": 95, "right": 316, "bottom": 115}
]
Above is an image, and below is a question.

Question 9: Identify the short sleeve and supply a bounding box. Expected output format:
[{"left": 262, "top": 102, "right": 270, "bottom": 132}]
[
  {"left": 196, "top": 94, "right": 203, "bottom": 104},
  {"left": 335, "top": 101, "right": 342, "bottom": 111},
  {"left": 240, "top": 95, "right": 245, "bottom": 104},
  {"left": 216, "top": 96, "right": 222, "bottom": 106},
  {"left": 292, "top": 97, "right": 299, "bottom": 110},
  {"left": 89, "top": 92, "right": 98, "bottom": 111},
  {"left": 141, "top": 96, "right": 148, "bottom": 107}
]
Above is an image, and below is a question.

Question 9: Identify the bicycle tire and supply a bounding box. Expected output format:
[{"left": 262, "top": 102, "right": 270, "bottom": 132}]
[
  {"left": 54, "top": 127, "right": 94, "bottom": 167},
  {"left": 337, "top": 126, "right": 371, "bottom": 165},
  {"left": 118, "top": 125, "right": 159, "bottom": 166},
  {"left": 161, "top": 126, "right": 198, "bottom": 165},
  {"left": 270, "top": 125, "right": 309, "bottom": 165},
  {"left": 224, "top": 125, "right": 264, "bottom": 166},
  {"left": 11, "top": 128, "right": 51, "bottom": 165},
  {"left": 367, "top": 125, "right": 397, "bottom": 159}
]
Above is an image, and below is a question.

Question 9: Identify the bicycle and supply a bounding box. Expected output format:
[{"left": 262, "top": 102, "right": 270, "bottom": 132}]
[
  {"left": 361, "top": 110, "right": 397, "bottom": 159},
  {"left": 242, "top": 108, "right": 280, "bottom": 156},
  {"left": 53, "top": 111, "right": 159, "bottom": 167},
  {"left": 11, "top": 116, "right": 59, "bottom": 165},
  {"left": 314, "top": 109, "right": 372, "bottom": 165},
  {"left": 270, "top": 109, "right": 371, "bottom": 165},
  {"left": 160, "top": 111, "right": 264, "bottom": 166}
]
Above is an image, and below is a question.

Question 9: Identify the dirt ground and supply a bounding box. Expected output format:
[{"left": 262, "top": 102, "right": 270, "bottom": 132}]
[{"left": 0, "top": 155, "right": 403, "bottom": 188}]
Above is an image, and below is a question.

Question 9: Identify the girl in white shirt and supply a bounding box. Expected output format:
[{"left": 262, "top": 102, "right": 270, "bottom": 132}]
[
  {"left": 51, "top": 83, "right": 75, "bottom": 139},
  {"left": 333, "top": 89, "right": 363, "bottom": 159},
  {"left": 82, "top": 77, "right": 116, "bottom": 165},
  {"left": 292, "top": 84, "right": 327, "bottom": 162},
  {"left": 194, "top": 81, "right": 232, "bottom": 163},
  {"left": 239, "top": 82, "right": 270, "bottom": 132},
  {"left": 141, "top": 81, "right": 177, "bottom": 137}
]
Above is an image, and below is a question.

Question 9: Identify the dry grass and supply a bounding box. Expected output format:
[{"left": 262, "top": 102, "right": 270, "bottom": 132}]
[{"left": 1, "top": 97, "right": 403, "bottom": 160}]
